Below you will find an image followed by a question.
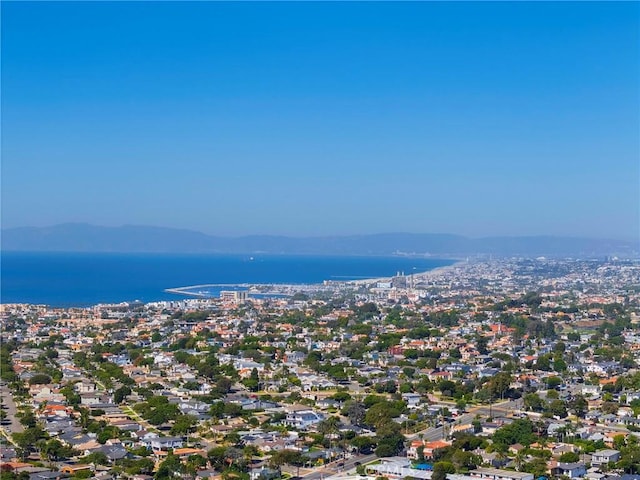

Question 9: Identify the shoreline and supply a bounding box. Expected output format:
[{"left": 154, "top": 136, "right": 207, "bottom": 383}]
[
  {"left": 347, "top": 260, "right": 463, "bottom": 286},
  {"left": 2, "top": 256, "right": 459, "bottom": 307},
  {"left": 165, "top": 260, "right": 463, "bottom": 298}
]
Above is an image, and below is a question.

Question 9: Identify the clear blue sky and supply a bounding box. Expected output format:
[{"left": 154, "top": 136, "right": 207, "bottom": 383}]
[{"left": 2, "top": 1, "right": 638, "bottom": 240}]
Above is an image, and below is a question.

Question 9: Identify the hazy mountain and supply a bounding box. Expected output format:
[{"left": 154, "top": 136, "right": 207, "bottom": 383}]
[{"left": 1, "top": 223, "right": 637, "bottom": 257}]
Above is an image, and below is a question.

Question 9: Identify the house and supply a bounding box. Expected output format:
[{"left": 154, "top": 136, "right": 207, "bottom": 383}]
[
  {"left": 196, "top": 470, "right": 222, "bottom": 480},
  {"left": 130, "top": 430, "right": 157, "bottom": 442},
  {"left": 316, "top": 398, "right": 340, "bottom": 410},
  {"left": 422, "top": 440, "right": 451, "bottom": 459},
  {"left": 0, "top": 447, "right": 17, "bottom": 462},
  {"left": 582, "top": 385, "right": 601, "bottom": 397},
  {"left": 283, "top": 351, "right": 306, "bottom": 364},
  {"left": 29, "top": 472, "right": 64, "bottom": 480},
  {"left": 402, "top": 393, "right": 422, "bottom": 409},
  {"left": 142, "top": 436, "right": 184, "bottom": 451},
  {"left": 283, "top": 409, "right": 324, "bottom": 430},
  {"left": 591, "top": 449, "right": 620, "bottom": 466},
  {"left": 0, "top": 462, "right": 33, "bottom": 473},
  {"left": 366, "top": 457, "right": 433, "bottom": 480},
  {"left": 604, "top": 432, "right": 627, "bottom": 448},
  {"left": 469, "top": 468, "right": 534, "bottom": 480},
  {"left": 80, "top": 393, "right": 109, "bottom": 406},
  {"left": 74, "top": 380, "right": 97, "bottom": 394},
  {"left": 427, "top": 371, "right": 453, "bottom": 382},
  {"left": 250, "top": 468, "right": 281, "bottom": 480},
  {"left": 508, "top": 444, "right": 525, "bottom": 455},
  {"left": 550, "top": 462, "right": 587, "bottom": 478},
  {"left": 97, "top": 444, "right": 129, "bottom": 462},
  {"left": 59, "top": 465, "right": 92, "bottom": 475},
  {"left": 154, "top": 448, "right": 207, "bottom": 462}
]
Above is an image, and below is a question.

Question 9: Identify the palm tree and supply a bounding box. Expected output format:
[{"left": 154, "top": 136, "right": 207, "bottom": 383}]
[{"left": 514, "top": 451, "right": 526, "bottom": 472}]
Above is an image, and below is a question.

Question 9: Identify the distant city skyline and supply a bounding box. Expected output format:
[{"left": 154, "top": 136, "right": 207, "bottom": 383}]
[{"left": 2, "top": 2, "right": 638, "bottom": 241}]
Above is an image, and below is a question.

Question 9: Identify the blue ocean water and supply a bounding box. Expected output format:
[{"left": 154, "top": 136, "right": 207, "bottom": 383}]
[{"left": 0, "top": 252, "right": 455, "bottom": 307}]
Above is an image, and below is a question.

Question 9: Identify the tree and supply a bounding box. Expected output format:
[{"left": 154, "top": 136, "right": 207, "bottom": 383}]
[
  {"left": 125, "top": 458, "right": 155, "bottom": 475},
  {"left": 41, "top": 439, "right": 76, "bottom": 461},
  {"left": 559, "top": 452, "right": 580, "bottom": 463},
  {"left": 28, "top": 374, "right": 52, "bottom": 385},
  {"left": 243, "top": 368, "right": 260, "bottom": 392},
  {"left": 548, "top": 399, "right": 568, "bottom": 419},
  {"left": 524, "top": 393, "right": 544, "bottom": 412},
  {"left": 487, "top": 372, "right": 511, "bottom": 400},
  {"left": 351, "top": 436, "right": 375, "bottom": 454},
  {"left": 171, "top": 414, "right": 198, "bottom": 435},
  {"left": 451, "top": 450, "right": 481, "bottom": 471},
  {"left": 602, "top": 401, "right": 619, "bottom": 415},
  {"left": 438, "top": 380, "right": 457, "bottom": 397},
  {"left": 365, "top": 401, "right": 403, "bottom": 428},
  {"left": 13, "top": 426, "right": 47, "bottom": 459},
  {"left": 155, "top": 452, "right": 184, "bottom": 480},
  {"left": 269, "top": 450, "right": 305, "bottom": 470},
  {"left": 375, "top": 429, "right": 404, "bottom": 457},
  {"left": 570, "top": 395, "right": 588, "bottom": 418},
  {"left": 208, "top": 447, "right": 228, "bottom": 470},
  {"left": 332, "top": 391, "right": 352, "bottom": 402},
  {"left": 553, "top": 357, "right": 567, "bottom": 373},
  {"left": 17, "top": 411, "right": 37, "bottom": 428},
  {"left": 375, "top": 421, "right": 404, "bottom": 457},
  {"left": 522, "top": 458, "right": 548, "bottom": 478},
  {"left": 318, "top": 416, "right": 340, "bottom": 436},
  {"left": 492, "top": 419, "right": 535, "bottom": 449},
  {"left": 546, "top": 376, "right": 562, "bottom": 390},
  {"left": 113, "top": 385, "right": 132, "bottom": 404},
  {"left": 343, "top": 400, "right": 365, "bottom": 426},
  {"left": 83, "top": 451, "right": 109, "bottom": 466},
  {"left": 432, "top": 462, "right": 455, "bottom": 480}
]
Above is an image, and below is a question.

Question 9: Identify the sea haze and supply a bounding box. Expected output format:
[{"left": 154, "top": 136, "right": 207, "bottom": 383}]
[{"left": 0, "top": 252, "right": 455, "bottom": 307}]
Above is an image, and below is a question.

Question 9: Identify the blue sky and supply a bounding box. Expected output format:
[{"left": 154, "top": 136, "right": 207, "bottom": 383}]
[{"left": 2, "top": 1, "right": 638, "bottom": 239}]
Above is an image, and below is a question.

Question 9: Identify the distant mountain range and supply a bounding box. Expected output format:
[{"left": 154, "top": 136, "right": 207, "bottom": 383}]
[{"left": 1, "top": 223, "right": 637, "bottom": 257}]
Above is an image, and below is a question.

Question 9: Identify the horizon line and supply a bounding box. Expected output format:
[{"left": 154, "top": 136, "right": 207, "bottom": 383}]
[{"left": 2, "top": 222, "right": 639, "bottom": 243}]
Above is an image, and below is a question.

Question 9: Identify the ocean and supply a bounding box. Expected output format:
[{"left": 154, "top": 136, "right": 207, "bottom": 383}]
[{"left": 0, "top": 252, "right": 455, "bottom": 307}]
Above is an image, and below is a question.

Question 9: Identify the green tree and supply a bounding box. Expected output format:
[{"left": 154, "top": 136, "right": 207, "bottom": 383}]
[
  {"left": 155, "top": 452, "right": 184, "bottom": 480},
  {"left": 113, "top": 385, "right": 132, "bottom": 404},
  {"left": 343, "top": 400, "right": 365, "bottom": 426},
  {"left": 83, "top": 451, "right": 109, "bottom": 465},
  {"left": 570, "top": 395, "right": 588, "bottom": 418},
  {"left": 523, "top": 393, "right": 544, "bottom": 412},
  {"left": 170, "top": 414, "right": 198, "bottom": 435},
  {"left": 487, "top": 372, "right": 511, "bottom": 400},
  {"left": 451, "top": 450, "right": 481, "bottom": 471},
  {"left": 492, "top": 419, "right": 535, "bottom": 449},
  {"left": 548, "top": 399, "right": 568, "bottom": 419},
  {"left": 559, "top": 452, "right": 580, "bottom": 463},
  {"left": 432, "top": 462, "right": 455, "bottom": 480},
  {"left": 28, "top": 374, "right": 52, "bottom": 385},
  {"left": 243, "top": 368, "right": 260, "bottom": 392}
]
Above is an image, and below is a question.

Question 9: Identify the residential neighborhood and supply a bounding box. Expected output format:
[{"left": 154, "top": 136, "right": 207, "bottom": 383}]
[{"left": 1, "top": 258, "right": 640, "bottom": 480}]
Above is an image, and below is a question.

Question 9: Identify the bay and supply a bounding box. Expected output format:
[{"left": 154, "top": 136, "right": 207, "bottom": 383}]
[{"left": 0, "top": 252, "right": 455, "bottom": 307}]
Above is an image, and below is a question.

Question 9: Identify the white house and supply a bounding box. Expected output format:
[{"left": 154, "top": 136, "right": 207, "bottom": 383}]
[
  {"left": 283, "top": 409, "right": 324, "bottom": 430},
  {"left": 591, "top": 449, "right": 620, "bottom": 466}
]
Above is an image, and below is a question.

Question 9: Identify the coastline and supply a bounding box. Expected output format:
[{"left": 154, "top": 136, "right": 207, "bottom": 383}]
[
  {"left": 2, "top": 252, "right": 457, "bottom": 306},
  {"left": 166, "top": 260, "right": 463, "bottom": 298},
  {"left": 347, "top": 260, "right": 463, "bottom": 287}
]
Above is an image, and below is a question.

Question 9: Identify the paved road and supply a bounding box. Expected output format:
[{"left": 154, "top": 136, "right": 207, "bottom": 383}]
[
  {"left": 406, "top": 398, "right": 522, "bottom": 442},
  {"left": 0, "top": 382, "right": 23, "bottom": 447},
  {"left": 298, "top": 400, "right": 523, "bottom": 480},
  {"left": 0, "top": 382, "right": 23, "bottom": 435},
  {"left": 300, "top": 454, "right": 377, "bottom": 480}
]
